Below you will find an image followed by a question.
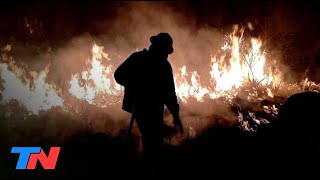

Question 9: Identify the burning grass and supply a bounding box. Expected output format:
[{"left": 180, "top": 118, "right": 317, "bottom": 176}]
[{"left": 1, "top": 23, "right": 320, "bottom": 146}]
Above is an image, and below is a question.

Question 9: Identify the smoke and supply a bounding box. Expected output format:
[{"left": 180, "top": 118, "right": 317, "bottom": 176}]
[
  {"left": 91, "top": 2, "right": 239, "bottom": 136},
  {"left": 1, "top": 1, "right": 319, "bottom": 145},
  {"left": 98, "top": 2, "right": 236, "bottom": 120},
  {"left": 106, "top": 2, "right": 224, "bottom": 75}
]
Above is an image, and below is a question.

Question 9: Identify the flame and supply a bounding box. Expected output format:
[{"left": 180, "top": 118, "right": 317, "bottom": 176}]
[
  {"left": 174, "top": 66, "right": 210, "bottom": 103},
  {"left": 174, "top": 24, "right": 281, "bottom": 102},
  {"left": 0, "top": 24, "right": 287, "bottom": 114},
  {"left": 69, "top": 43, "right": 122, "bottom": 107},
  {"left": 0, "top": 61, "right": 63, "bottom": 115},
  {"left": 67, "top": 26, "right": 285, "bottom": 117},
  {"left": 1, "top": 22, "right": 320, "bottom": 135}
]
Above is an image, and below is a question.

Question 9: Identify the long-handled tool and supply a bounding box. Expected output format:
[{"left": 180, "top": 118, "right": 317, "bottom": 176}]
[{"left": 126, "top": 113, "right": 135, "bottom": 138}]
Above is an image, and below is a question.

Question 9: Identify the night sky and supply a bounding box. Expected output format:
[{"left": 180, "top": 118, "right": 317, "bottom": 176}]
[{"left": 0, "top": 1, "right": 319, "bottom": 41}]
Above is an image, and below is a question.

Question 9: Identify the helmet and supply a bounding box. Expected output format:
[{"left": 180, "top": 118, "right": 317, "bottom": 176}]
[{"left": 150, "top": 32, "right": 174, "bottom": 54}]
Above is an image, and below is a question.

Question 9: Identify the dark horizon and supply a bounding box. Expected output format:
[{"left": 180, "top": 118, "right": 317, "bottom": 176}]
[
  {"left": 0, "top": 1, "right": 319, "bottom": 40},
  {"left": 0, "top": 1, "right": 319, "bottom": 82}
]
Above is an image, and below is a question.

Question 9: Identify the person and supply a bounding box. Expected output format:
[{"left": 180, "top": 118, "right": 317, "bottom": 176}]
[{"left": 114, "top": 32, "right": 184, "bottom": 157}]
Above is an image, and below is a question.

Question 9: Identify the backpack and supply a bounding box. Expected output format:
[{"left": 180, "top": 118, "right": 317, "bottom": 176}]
[{"left": 114, "top": 49, "right": 148, "bottom": 113}]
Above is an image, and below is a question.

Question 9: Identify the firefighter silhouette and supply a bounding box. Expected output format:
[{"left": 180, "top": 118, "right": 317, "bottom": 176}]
[{"left": 114, "top": 32, "right": 184, "bottom": 156}]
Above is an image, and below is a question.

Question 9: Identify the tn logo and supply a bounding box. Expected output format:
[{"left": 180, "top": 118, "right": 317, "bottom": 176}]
[{"left": 11, "top": 147, "right": 61, "bottom": 170}]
